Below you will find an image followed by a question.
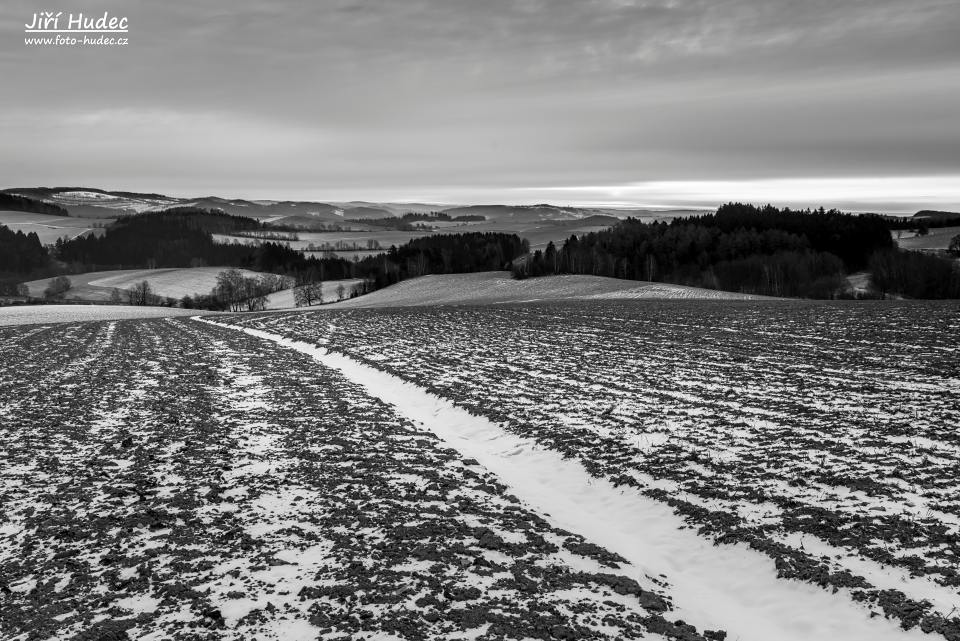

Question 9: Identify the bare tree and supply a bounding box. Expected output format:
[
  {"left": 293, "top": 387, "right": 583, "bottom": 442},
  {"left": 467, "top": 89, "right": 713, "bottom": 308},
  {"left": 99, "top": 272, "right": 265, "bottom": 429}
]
[
  {"left": 336, "top": 283, "right": 346, "bottom": 301},
  {"left": 127, "top": 280, "right": 154, "bottom": 305},
  {"left": 44, "top": 276, "right": 72, "bottom": 300},
  {"left": 215, "top": 268, "right": 246, "bottom": 311},
  {"left": 242, "top": 276, "right": 268, "bottom": 311},
  {"left": 294, "top": 281, "right": 324, "bottom": 307}
]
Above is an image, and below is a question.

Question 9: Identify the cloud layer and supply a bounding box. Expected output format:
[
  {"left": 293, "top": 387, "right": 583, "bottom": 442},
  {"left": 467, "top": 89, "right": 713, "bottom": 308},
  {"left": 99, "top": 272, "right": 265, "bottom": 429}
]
[{"left": 2, "top": 0, "right": 958, "bottom": 210}]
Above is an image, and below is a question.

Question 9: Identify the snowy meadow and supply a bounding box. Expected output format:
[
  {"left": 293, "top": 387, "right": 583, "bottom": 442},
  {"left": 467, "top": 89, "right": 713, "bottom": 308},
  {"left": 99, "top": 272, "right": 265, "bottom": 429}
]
[{"left": 1, "top": 299, "right": 958, "bottom": 641}]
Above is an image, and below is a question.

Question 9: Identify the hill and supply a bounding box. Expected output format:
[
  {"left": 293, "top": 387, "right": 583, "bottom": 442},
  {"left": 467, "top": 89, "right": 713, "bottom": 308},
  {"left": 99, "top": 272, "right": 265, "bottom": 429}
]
[
  {"left": 2, "top": 187, "right": 640, "bottom": 229},
  {"left": 0, "top": 192, "right": 69, "bottom": 216},
  {"left": 914, "top": 210, "right": 960, "bottom": 223},
  {"left": 3, "top": 187, "right": 178, "bottom": 218},
  {"left": 440, "top": 204, "right": 593, "bottom": 223},
  {"left": 24, "top": 267, "right": 265, "bottom": 302},
  {"left": 326, "top": 272, "right": 765, "bottom": 308},
  {"left": 261, "top": 279, "right": 366, "bottom": 309},
  {"left": 0, "top": 210, "right": 102, "bottom": 244},
  {"left": 895, "top": 226, "right": 960, "bottom": 251}
]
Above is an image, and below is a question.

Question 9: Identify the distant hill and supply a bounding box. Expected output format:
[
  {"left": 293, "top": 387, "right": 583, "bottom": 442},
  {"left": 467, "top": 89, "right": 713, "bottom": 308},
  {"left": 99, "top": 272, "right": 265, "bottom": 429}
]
[
  {"left": 0, "top": 186, "right": 665, "bottom": 228},
  {"left": 440, "top": 204, "right": 584, "bottom": 222},
  {"left": 341, "top": 205, "right": 393, "bottom": 220},
  {"left": 333, "top": 201, "right": 449, "bottom": 217},
  {"left": 0, "top": 192, "right": 69, "bottom": 216},
  {"left": 548, "top": 214, "right": 621, "bottom": 227},
  {"left": 914, "top": 210, "right": 960, "bottom": 223},
  {"left": 3, "top": 187, "right": 179, "bottom": 217}
]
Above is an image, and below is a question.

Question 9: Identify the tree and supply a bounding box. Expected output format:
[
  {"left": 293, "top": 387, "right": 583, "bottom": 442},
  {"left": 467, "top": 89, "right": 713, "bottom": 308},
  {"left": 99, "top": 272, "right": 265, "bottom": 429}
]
[
  {"left": 44, "top": 275, "right": 72, "bottom": 300},
  {"left": 242, "top": 277, "right": 269, "bottom": 311},
  {"left": 215, "top": 268, "right": 246, "bottom": 311},
  {"left": 110, "top": 288, "right": 123, "bottom": 304},
  {"left": 336, "top": 283, "right": 346, "bottom": 301},
  {"left": 869, "top": 249, "right": 960, "bottom": 299},
  {"left": 127, "top": 280, "right": 154, "bottom": 305},
  {"left": 294, "top": 281, "right": 324, "bottom": 307},
  {"left": 949, "top": 234, "right": 960, "bottom": 257}
]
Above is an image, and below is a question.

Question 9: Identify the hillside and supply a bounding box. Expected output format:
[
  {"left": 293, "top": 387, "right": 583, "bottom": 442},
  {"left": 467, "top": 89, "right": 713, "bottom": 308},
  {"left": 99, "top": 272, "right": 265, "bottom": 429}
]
[
  {"left": 0, "top": 210, "right": 102, "bottom": 244},
  {"left": 24, "top": 267, "right": 265, "bottom": 302},
  {"left": 440, "top": 204, "right": 610, "bottom": 223},
  {"left": 914, "top": 210, "right": 960, "bottom": 223},
  {"left": 262, "top": 278, "right": 365, "bottom": 309},
  {"left": 327, "top": 272, "right": 764, "bottom": 308},
  {"left": 895, "top": 226, "right": 960, "bottom": 251}
]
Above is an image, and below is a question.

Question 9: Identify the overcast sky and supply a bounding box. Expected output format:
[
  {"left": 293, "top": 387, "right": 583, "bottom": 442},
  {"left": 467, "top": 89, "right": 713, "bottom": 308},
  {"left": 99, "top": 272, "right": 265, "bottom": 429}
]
[{"left": 2, "top": 0, "right": 959, "bottom": 210}]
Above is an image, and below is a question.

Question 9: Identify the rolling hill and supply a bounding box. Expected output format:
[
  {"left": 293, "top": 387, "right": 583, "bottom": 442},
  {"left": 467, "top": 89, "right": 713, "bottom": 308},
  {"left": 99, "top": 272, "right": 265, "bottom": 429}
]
[
  {"left": 24, "top": 267, "right": 266, "bottom": 302},
  {"left": 326, "top": 271, "right": 766, "bottom": 308},
  {"left": 0, "top": 187, "right": 651, "bottom": 228}
]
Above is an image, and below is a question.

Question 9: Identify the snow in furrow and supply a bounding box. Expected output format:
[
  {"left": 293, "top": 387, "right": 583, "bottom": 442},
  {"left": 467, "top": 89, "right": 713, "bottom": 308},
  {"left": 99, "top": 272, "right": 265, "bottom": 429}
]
[{"left": 201, "top": 318, "right": 929, "bottom": 641}]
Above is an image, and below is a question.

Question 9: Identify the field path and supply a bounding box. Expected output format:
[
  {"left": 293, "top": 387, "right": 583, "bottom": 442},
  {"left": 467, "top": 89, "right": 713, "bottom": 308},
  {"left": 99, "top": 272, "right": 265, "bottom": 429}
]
[
  {"left": 2, "top": 317, "right": 729, "bottom": 641},
  {"left": 206, "top": 318, "right": 931, "bottom": 641}
]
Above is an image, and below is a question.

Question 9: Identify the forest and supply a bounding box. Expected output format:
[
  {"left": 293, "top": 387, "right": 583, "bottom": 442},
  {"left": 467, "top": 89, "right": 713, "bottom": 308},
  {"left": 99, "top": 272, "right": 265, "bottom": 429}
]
[
  {"left": 358, "top": 232, "right": 529, "bottom": 290},
  {"left": 0, "top": 192, "right": 70, "bottom": 216},
  {"left": 514, "top": 203, "right": 959, "bottom": 299},
  {"left": 350, "top": 212, "right": 487, "bottom": 229},
  {"left": 0, "top": 226, "right": 49, "bottom": 295},
  {"left": 885, "top": 210, "right": 960, "bottom": 231}
]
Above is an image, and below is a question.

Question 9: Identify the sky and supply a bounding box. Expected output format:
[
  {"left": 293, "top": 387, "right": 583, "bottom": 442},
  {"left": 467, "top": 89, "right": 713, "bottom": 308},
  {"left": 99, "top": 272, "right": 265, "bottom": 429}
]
[{"left": 2, "top": 0, "right": 959, "bottom": 211}]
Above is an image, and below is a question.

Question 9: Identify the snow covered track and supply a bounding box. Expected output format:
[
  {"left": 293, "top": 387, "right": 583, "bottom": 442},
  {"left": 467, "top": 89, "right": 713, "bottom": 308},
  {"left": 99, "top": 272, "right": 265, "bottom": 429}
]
[
  {"left": 229, "top": 299, "right": 960, "bottom": 640},
  {"left": 207, "top": 317, "right": 940, "bottom": 641},
  {"left": 2, "top": 317, "right": 734, "bottom": 641}
]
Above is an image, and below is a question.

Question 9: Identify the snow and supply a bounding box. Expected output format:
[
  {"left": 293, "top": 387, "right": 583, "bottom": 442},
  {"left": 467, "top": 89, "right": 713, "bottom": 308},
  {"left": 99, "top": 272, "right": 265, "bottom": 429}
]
[
  {"left": 262, "top": 279, "right": 365, "bottom": 310},
  {"left": 48, "top": 190, "right": 179, "bottom": 212},
  {"left": 0, "top": 304, "right": 198, "bottom": 326},
  {"left": 210, "top": 319, "right": 930, "bottom": 641},
  {"left": 88, "top": 267, "right": 266, "bottom": 299},
  {"left": 115, "top": 594, "right": 163, "bottom": 614},
  {"left": 23, "top": 267, "right": 271, "bottom": 302},
  {"left": 0, "top": 210, "right": 98, "bottom": 244}
]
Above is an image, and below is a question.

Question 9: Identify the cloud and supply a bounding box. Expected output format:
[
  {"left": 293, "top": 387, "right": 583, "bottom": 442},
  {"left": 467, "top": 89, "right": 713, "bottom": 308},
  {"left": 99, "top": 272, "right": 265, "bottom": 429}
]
[
  {"left": 2, "top": 0, "right": 958, "bottom": 207},
  {"left": 513, "top": 176, "right": 960, "bottom": 212}
]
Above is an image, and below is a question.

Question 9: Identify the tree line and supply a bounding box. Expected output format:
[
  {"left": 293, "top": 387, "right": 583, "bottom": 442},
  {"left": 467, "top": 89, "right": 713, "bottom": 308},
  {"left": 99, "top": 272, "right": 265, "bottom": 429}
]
[
  {"left": 884, "top": 211, "right": 960, "bottom": 232},
  {"left": 0, "top": 192, "right": 69, "bottom": 216},
  {"left": 350, "top": 212, "right": 487, "bottom": 230},
  {"left": 0, "top": 226, "right": 51, "bottom": 296},
  {"left": 0, "top": 226, "right": 48, "bottom": 274},
  {"left": 362, "top": 232, "right": 528, "bottom": 290},
  {"left": 514, "top": 203, "right": 959, "bottom": 299},
  {"left": 869, "top": 250, "right": 960, "bottom": 299}
]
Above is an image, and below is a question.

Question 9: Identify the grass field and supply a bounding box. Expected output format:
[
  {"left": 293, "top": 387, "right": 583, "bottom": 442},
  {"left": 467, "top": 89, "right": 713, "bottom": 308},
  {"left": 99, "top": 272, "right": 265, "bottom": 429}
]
[
  {"left": 0, "top": 210, "right": 105, "bottom": 244},
  {"left": 24, "top": 267, "right": 265, "bottom": 301},
  {"left": 895, "top": 226, "right": 960, "bottom": 251},
  {"left": 327, "top": 272, "right": 764, "bottom": 308}
]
